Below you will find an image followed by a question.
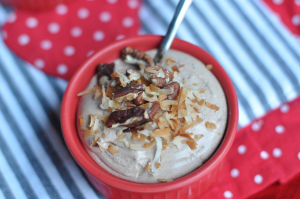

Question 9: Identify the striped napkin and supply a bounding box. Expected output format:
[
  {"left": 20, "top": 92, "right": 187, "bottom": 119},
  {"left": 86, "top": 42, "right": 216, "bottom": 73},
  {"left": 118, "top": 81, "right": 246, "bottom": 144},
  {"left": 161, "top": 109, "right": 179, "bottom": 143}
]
[{"left": 1, "top": 0, "right": 300, "bottom": 198}]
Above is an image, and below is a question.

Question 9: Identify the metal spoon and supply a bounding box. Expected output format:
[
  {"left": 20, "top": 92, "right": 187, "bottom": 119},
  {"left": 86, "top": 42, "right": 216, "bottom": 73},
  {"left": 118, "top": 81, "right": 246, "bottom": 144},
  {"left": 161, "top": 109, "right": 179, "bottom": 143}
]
[{"left": 153, "top": 0, "right": 193, "bottom": 65}]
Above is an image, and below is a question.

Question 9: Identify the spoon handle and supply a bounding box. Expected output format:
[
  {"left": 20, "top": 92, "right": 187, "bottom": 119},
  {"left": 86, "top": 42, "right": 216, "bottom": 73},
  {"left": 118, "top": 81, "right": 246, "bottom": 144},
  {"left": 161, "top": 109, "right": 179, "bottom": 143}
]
[{"left": 153, "top": 0, "right": 193, "bottom": 64}]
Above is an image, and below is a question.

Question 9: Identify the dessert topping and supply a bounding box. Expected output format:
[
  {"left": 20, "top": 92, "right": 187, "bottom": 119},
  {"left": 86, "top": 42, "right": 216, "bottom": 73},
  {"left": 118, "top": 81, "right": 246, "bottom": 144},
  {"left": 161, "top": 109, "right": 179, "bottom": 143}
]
[
  {"left": 121, "top": 46, "right": 154, "bottom": 67},
  {"left": 78, "top": 47, "right": 222, "bottom": 180},
  {"left": 144, "top": 66, "right": 173, "bottom": 87}
]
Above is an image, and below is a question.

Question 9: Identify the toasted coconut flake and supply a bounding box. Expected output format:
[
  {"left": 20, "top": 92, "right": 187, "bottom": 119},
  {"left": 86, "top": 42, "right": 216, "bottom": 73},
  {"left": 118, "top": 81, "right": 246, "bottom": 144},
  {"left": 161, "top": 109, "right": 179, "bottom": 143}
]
[
  {"left": 179, "top": 64, "right": 184, "bottom": 68},
  {"left": 206, "top": 64, "right": 213, "bottom": 70},
  {"left": 116, "top": 134, "right": 124, "bottom": 141},
  {"left": 102, "top": 133, "right": 106, "bottom": 138},
  {"left": 196, "top": 116, "right": 204, "bottom": 123},
  {"left": 191, "top": 99, "right": 198, "bottom": 103},
  {"left": 151, "top": 137, "right": 162, "bottom": 174},
  {"left": 150, "top": 128, "right": 171, "bottom": 143},
  {"left": 194, "top": 134, "right": 204, "bottom": 141},
  {"left": 77, "top": 88, "right": 96, "bottom": 96},
  {"left": 111, "top": 71, "right": 119, "bottom": 79},
  {"left": 142, "top": 92, "right": 158, "bottom": 102},
  {"left": 172, "top": 136, "right": 183, "bottom": 149},
  {"left": 186, "top": 140, "right": 197, "bottom": 150},
  {"left": 158, "top": 94, "right": 167, "bottom": 102},
  {"left": 199, "top": 99, "right": 205, "bottom": 106},
  {"left": 137, "top": 129, "right": 151, "bottom": 137},
  {"left": 145, "top": 163, "right": 151, "bottom": 171},
  {"left": 165, "top": 57, "right": 176, "bottom": 65},
  {"left": 143, "top": 140, "right": 155, "bottom": 148},
  {"left": 83, "top": 129, "right": 99, "bottom": 137},
  {"left": 179, "top": 133, "right": 197, "bottom": 150},
  {"left": 179, "top": 90, "right": 188, "bottom": 105},
  {"left": 140, "top": 102, "right": 151, "bottom": 109},
  {"left": 132, "top": 131, "right": 139, "bottom": 141},
  {"left": 79, "top": 118, "right": 85, "bottom": 126},
  {"left": 205, "top": 102, "right": 220, "bottom": 111},
  {"left": 155, "top": 163, "right": 161, "bottom": 168},
  {"left": 199, "top": 89, "right": 206, "bottom": 93},
  {"left": 92, "top": 119, "right": 100, "bottom": 130},
  {"left": 179, "top": 119, "right": 202, "bottom": 133},
  {"left": 107, "top": 145, "right": 118, "bottom": 155},
  {"left": 161, "top": 100, "right": 178, "bottom": 111},
  {"left": 150, "top": 84, "right": 160, "bottom": 93},
  {"left": 92, "top": 135, "right": 99, "bottom": 146},
  {"left": 157, "top": 178, "right": 173, "bottom": 182},
  {"left": 172, "top": 65, "right": 180, "bottom": 73},
  {"left": 139, "top": 134, "right": 146, "bottom": 142},
  {"left": 205, "top": 122, "right": 217, "bottom": 131},
  {"left": 159, "top": 88, "right": 173, "bottom": 95}
]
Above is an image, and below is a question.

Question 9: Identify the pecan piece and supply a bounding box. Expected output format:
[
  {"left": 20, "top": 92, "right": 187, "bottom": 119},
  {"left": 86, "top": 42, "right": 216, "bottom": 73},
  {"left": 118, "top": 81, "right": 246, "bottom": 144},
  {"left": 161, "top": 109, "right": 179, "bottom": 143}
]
[
  {"left": 113, "top": 84, "right": 144, "bottom": 102},
  {"left": 105, "top": 106, "right": 149, "bottom": 128},
  {"left": 149, "top": 101, "right": 160, "bottom": 119},
  {"left": 97, "top": 63, "right": 115, "bottom": 86},
  {"left": 121, "top": 47, "right": 153, "bottom": 67},
  {"left": 133, "top": 92, "right": 146, "bottom": 105},
  {"left": 164, "top": 82, "right": 180, "bottom": 100},
  {"left": 144, "top": 66, "right": 172, "bottom": 88}
]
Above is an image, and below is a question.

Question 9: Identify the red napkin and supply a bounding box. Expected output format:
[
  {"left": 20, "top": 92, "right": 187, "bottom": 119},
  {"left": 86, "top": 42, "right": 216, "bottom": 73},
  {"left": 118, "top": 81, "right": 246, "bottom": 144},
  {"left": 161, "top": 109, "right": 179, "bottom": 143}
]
[
  {"left": 1, "top": 0, "right": 141, "bottom": 80},
  {"left": 263, "top": 0, "right": 300, "bottom": 36},
  {"left": 203, "top": 96, "right": 300, "bottom": 199}
]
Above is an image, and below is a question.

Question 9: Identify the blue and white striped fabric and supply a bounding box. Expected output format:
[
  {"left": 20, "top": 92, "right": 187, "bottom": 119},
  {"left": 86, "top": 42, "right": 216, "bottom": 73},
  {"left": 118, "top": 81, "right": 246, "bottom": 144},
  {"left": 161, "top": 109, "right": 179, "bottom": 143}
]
[{"left": 1, "top": 0, "right": 299, "bottom": 198}]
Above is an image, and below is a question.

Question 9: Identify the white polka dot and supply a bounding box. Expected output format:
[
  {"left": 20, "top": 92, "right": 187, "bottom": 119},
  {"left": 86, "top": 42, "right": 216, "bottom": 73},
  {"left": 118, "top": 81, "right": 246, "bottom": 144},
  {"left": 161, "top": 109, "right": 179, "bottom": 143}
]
[
  {"left": 64, "top": 46, "right": 75, "bottom": 56},
  {"left": 273, "top": 0, "right": 284, "bottom": 4},
  {"left": 122, "top": 17, "right": 134, "bottom": 27},
  {"left": 93, "top": 31, "right": 105, "bottom": 41},
  {"left": 251, "top": 120, "right": 263, "bottom": 131},
  {"left": 128, "top": 0, "right": 139, "bottom": 9},
  {"left": 57, "top": 64, "right": 68, "bottom": 74},
  {"left": 34, "top": 59, "right": 45, "bottom": 68},
  {"left": 87, "top": 50, "right": 95, "bottom": 57},
  {"left": 275, "top": 125, "right": 285, "bottom": 134},
  {"left": 40, "top": 40, "right": 52, "bottom": 50},
  {"left": 26, "top": 17, "right": 38, "bottom": 28},
  {"left": 7, "top": 13, "right": 16, "bottom": 23},
  {"left": 260, "top": 151, "right": 269, "bottom": 159},
  {"left": 292, "top": 15, "right": 300, "bottom": 26},
  {"left": 298, "top": 152, "right": 300, "bottom": 160},
  {"left": 230, "top": 168, "right": 239, "bottom": 178},
  {"left": 280, "top": 104, "right": 289, "bottom": 113},
  {"left": 254, "top": 174, "right": 263, "bottom": 184},
  {"left": 238, "top": 145, "right": 247, "bottom": 154},
  {"left": 273, "top": 148, "right": 282, "bottom": 158},
  {"left": 2, "top": 30, "right": 7, "bottom": 39},
  {"left": 99, "top": 12, "right": 111, "bottom": 22},
  {"left": 70, "top": 27, "right": 82, "bottom": 37},
  {"left": 18, "top": 34, "right": 30, "bottom": 45},
  {"left": 48, "top": 23, "right": 60, "bottom": 34},
  {"left": 56, "top": 4, "right": 68, "bottom": 15},
  {"left": 224, "top": 191, "right": 233, "bottom": 198},
  {"left": 296, "top": 0, "right": 300, "bottom": 6},
  {"left": 107, "top": 0, "right": 117, "bottom": 3},
  {"left": 116, "top": 35, "right": 125, "bottom": 40},
  {"left": 77, "top": 8, "right": 89, "bottom": 19}
]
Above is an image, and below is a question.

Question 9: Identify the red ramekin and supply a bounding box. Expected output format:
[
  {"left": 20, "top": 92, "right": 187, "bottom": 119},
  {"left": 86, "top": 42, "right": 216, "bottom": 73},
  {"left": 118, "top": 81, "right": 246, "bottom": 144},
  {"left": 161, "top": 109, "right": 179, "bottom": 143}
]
[{"left": 61, "top": 35, "right": 239, "bottom": 199}]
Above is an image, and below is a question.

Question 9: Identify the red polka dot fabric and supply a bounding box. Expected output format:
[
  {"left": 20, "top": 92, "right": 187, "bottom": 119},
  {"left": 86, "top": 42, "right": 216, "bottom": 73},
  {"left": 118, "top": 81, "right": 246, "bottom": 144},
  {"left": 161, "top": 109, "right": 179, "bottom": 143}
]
[
  {"left": 1, "top": 0, "right": 141, "bottom": 80},
  {"left": 263, "top": 0, "right": 300, "bottom": 36},
  {"left": 203, "top": 96, "right": 300, "bottom": 198}
]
